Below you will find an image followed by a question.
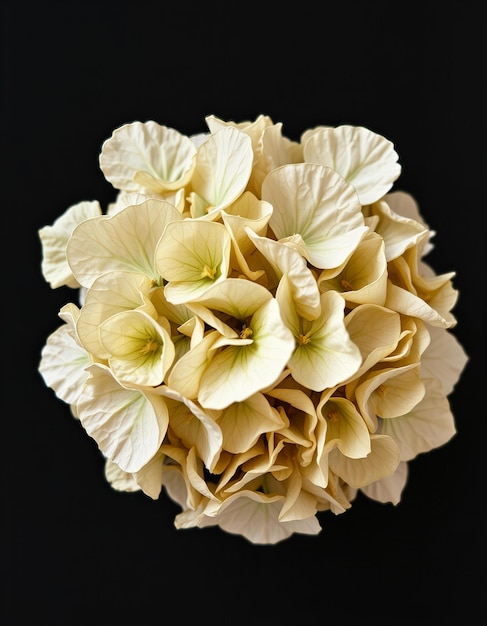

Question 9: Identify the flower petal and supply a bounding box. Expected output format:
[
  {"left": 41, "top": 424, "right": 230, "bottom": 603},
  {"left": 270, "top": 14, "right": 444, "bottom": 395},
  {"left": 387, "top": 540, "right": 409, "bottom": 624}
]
[{"left": 77, "top": 364, "right": 169, "bottom": 473}]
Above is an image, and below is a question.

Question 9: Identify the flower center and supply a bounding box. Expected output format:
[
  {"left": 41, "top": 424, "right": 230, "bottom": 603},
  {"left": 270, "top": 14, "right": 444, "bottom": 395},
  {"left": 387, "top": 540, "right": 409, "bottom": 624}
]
[
  {"left": 140, "top": 339, "right": 159, "bottom": 355},
  {"left": 340, "top": 279, "right": 354, "bottom": 291},
  {"left": 239, "top": 324, "right": 253, "bottom": 339},
  {"left": 200, "top": 264, "right": 217, "bottom": 280},
  {"left": 298, "top": 332, "right": 311, "bottom": 345},
  {"left": 326, "top": 410, "right": 339, "bottom": 423}
]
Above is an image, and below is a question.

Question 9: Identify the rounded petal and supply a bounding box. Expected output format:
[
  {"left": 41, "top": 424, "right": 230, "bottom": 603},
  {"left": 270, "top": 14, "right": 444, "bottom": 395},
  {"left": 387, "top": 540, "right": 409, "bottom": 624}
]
[
  {"left": 303, "top": 125, "right": 401, "bottom": 205},
  {"left": 263, "top": 162, "right": 367, "bottom": 269}
]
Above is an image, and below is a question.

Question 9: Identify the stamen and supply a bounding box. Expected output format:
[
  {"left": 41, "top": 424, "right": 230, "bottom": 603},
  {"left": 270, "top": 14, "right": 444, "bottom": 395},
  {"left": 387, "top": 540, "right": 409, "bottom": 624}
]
[
  {"left": 327, "top": 410, "right": 339, "bottom": 423},
  {"left": 340, "top": 279, "right": 354, "bottom": 291},
  {"left": 240, "top": 325, "right": 253, "bottom": 339},
  {"left": 298, "top": 332, "right": 311, "bottom": 345},
  {"left": 377, "top": 384, "right": 386, "bottom": 397},
  {"left": 200, "top": 265, "right": 216, "bottom": 280},
  {"left": 140, "top": 339, "right": 159, "bottom": 355}
]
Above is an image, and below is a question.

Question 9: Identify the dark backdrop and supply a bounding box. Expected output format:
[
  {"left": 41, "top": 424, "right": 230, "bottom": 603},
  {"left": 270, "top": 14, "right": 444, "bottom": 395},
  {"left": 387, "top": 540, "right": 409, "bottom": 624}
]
[{"left": 3, "top": 2, "right": 485, "bottom": 624}]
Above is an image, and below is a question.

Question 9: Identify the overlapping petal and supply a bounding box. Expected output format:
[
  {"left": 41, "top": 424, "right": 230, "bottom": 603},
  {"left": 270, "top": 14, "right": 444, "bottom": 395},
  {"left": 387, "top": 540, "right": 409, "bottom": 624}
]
[
  {"left": 39, "top": 200, "right": 102, "bottom": 288},
  {"left": 188, "top": 126, "right": 253, "bottom": 218},
  {"left": 277, "top": 276, "right": 362, "bottom": 391},
  {"left": 155, "top": 219, "right": 231, "bottom": 303},
  {"left": 99, "top": 120, "right": 197, "bottom": 194},
  {"left": 303, "top": 125, "right": 401, "bottom": 205},
  {"left": 263, "top": 162, "right": 368, "bottom": 269},
  {"left": 77, "top": 364, "right": 169, "bottom": 473},
  {"left": 67, "top": 199, "right": 182, "bottom": 288}
]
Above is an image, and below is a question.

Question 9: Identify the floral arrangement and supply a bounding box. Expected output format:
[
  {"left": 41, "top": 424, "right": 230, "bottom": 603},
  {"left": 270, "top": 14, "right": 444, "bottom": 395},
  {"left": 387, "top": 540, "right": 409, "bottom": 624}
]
[{"left": 38, "top": 114, "right": 468, "bottom": 544}]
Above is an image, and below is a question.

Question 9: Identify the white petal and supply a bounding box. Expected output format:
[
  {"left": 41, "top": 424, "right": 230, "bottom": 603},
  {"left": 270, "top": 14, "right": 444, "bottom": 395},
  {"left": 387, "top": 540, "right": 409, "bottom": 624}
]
[
  {"left": 39, "top": 200, "right": 102, "bottom": 289},
  {"left": 303, "top": 125, "right": 401, "bottom": 205},
  {"left": 99, "top": 120, "right": 196, "bottom": 193},
  {"left": 263, "top": 163, "right": 367, "bottom": 269},
  {"left": 67, "top": 199, "right": 182, "bottom": 288},
  {"left": 77, "top": 364, "right": 169, "bottom": 473}
]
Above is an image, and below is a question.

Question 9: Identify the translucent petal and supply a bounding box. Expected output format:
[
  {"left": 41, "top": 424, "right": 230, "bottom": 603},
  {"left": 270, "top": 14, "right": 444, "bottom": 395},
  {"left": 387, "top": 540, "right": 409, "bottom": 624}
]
[
  {"left": 39, "top": 200, "right": 102, "bottom": 289},
  {"left": 197, "top": 490, "right": 321, "bottom": 544},
  {"left": 38, "top": 320, "right": 91, "bottom": 412},
  {"left": 361, "top": 460, "right": 408, "bottom": 505},
  {"left": 104, "top": 459, "right": 140, "bottom": 493},
  {"left": 380, "top": 377, "right": 456, "bottom": 461},
  {"left": 99, "top": 120, "right": 197, "bottom": 193},
  {"left": 329, "top": 434, "right": 400, "bottom": 488},
  {"left": 303, "top": 125, "right": 401, "bottom": 205},
  {"left": 263, "top": 162, "right": 368, "bottom": 269},
  {"left": 77, "top": 364, "right": 169, "bottom": 473},
  {"left": 134, "top": 449, "right": 165, "bottom": 499},
  {"left": 421, "top": 326, "right": 469, "bottom": 395},
  {"left": 189, "top": 126, "right": 253, "bottom": 217},
  {"left": 67, "top": 199, "right": 182, "bottom": 288}
]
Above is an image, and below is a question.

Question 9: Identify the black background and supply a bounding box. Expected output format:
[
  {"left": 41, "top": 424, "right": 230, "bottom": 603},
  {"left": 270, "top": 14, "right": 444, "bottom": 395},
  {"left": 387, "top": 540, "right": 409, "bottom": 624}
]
[{"left": 3, "top": 1, "right": 485, "bottom": 624}]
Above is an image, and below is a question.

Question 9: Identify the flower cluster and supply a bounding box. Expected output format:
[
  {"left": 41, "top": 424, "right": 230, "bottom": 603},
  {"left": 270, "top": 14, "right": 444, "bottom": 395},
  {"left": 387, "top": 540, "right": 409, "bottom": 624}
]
[{"left": 39, "top": 114, "right": 468, "bottom": 544}]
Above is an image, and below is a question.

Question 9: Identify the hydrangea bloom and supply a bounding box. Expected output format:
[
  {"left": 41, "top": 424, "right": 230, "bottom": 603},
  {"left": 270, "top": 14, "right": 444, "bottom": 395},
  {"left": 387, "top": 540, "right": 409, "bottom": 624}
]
[{"left": 38, "top": 114, "right": 468, "bottom": 544}]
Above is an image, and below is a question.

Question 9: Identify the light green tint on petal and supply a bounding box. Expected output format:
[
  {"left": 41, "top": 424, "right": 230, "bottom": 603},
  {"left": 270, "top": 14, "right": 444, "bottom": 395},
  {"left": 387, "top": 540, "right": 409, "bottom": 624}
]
[
  {"left": 100, "top": 310, "right": 175, "bottom": 386},
  {"left": 277, "top": 278, "right": 362, "bottom": 391},
  {"left": 156, "top": 220, "right": 231, "bottom": 304},
  {"left": 198, "top": 294, "right": 295, "bottom": 409},
  {"left": 77, "top": 271, "right": 157, "bottom": 359}
]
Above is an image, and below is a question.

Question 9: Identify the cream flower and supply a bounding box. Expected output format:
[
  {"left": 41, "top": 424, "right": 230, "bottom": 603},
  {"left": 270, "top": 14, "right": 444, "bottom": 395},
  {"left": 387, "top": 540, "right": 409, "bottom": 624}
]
[
  {"left": 183, "top": 278, "right": 295, "bottom": 409},
  {"left": 155, "top": 219, "right": 231, "bottom": 303},
  {"left": 99, "top": 310, "right": 175, "bottom": 387},
  {"left": 38, "top": 113, "right": 467, "bottom": 544},
  {"left": 277, "top": 275, "right": 362, "bottom": 391}
]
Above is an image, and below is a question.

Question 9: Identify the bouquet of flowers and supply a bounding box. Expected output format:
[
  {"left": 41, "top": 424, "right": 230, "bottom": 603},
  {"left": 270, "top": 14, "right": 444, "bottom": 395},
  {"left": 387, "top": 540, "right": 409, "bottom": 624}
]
[{"left": 38, "top": 114, "right": 468, "bottom": 544}]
